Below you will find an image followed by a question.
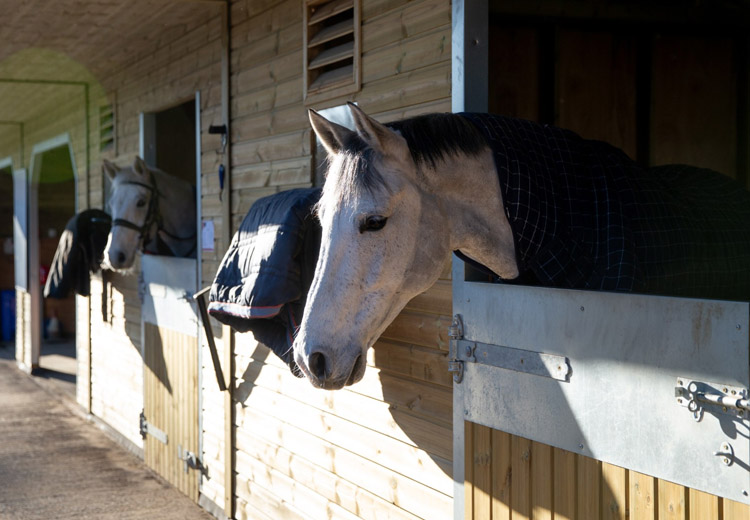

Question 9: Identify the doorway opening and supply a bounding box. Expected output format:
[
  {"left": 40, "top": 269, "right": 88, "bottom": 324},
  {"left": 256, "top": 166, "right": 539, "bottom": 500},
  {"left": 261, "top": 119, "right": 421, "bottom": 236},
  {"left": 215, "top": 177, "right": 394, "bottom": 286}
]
[
  {"left": 29, "top": 137, "right": 77, "bottom": 393},
  {"left": 0, "top": 158, "right": 15, "bottom": 360},
  {"left": 142, "top": 99, "right": 197, "bottom": 189}
]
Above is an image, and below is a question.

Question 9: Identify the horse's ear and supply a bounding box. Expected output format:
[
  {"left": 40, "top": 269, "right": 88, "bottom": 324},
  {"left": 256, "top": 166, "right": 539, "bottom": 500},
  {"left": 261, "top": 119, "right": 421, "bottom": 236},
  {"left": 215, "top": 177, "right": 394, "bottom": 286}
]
[
  {"left": 347, "top": 102, "right": 405, "bottom": 155},
  {"left": 133, "top": 156, "right": 149, "bottom": 177},
  {"left": 102, "top": 159, "right": 118, "bottom": 180},
  {"left": 308, "top": 109, "right": 353, "bottom": 155}
]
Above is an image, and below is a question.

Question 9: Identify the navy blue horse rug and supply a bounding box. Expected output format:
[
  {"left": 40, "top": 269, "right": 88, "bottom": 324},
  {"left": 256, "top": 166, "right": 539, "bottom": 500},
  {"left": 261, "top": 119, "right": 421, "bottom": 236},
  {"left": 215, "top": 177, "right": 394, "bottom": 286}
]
[{"left": 459, "top": 113, "right": 750, "bottom": 301}]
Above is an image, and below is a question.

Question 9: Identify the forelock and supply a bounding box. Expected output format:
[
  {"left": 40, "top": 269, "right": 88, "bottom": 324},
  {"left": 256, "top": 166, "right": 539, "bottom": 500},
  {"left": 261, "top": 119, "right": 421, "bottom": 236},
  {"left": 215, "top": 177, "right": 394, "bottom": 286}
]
[{"left": 320, "top": 135, "right": 387, "bottom": 210}]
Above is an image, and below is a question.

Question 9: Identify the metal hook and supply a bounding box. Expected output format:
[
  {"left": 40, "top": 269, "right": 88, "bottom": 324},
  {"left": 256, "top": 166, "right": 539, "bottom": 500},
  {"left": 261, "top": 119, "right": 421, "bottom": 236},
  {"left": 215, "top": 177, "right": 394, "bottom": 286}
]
[{"left": 688, "top": 399, "right": 704, "bottom": 422}]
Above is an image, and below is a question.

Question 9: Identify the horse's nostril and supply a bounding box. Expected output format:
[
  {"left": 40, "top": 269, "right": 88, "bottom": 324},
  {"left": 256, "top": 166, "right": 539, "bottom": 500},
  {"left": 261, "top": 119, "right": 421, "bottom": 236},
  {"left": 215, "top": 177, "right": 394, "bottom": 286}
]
[
  {"left": 117, "top": 251, "right": 126, "bottom": 264},
  {"left": 309, "top": 351, "right": 328, "bottom": 381},
  {"left": 347, "top": 354, "right": 364, "bottom": 386}
]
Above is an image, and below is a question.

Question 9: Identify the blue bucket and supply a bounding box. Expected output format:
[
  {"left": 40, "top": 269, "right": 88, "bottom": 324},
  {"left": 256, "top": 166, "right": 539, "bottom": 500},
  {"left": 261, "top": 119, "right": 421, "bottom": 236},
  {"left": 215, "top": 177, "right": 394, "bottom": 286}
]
[{"left": 1, "top": 290, "right": 16, "bottom": 342}]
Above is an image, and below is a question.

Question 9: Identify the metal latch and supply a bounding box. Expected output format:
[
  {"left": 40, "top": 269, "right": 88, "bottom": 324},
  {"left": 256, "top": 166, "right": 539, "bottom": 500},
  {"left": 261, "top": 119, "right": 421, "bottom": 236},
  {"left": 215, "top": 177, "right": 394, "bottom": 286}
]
[
  {"left": 139, "top": 410, "right": 168, "bottom": 445},
  {"left": 178, "top": 445, "right": 204, "bottom": 474},
  {"left": 448, "top": 315, "right": 465, "bottom": 383},
  {"left": 675, "top": 378, "right": 749, "bottom": 421}
]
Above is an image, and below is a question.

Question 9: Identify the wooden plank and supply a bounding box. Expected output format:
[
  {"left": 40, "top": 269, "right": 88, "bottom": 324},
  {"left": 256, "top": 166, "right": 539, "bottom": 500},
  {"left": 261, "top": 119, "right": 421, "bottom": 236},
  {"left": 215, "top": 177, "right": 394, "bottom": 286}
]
[
  {"left": 236, "top": 404, "right": 452, "bottom": 519},
  {"left": 308, "top": 41, "right": 353, "bottom": 70},
  {"left": 404, "top": 279, "right": 451, "bottom": 316},
  {"left": 488, "top": 25, "right": 539, "bottom": 121},
  {"left": 553, "top": 447, "right": 576, "bottom": 520},
  {"left": 236, "top": 383, "right": 452, "bottom": 495},
  {"left": 511, "top": 435, "right": 531, "bottom": 520},
  {"left": 491, "top": 429, "right": 512, "bottom": 520},
  {"left": 235, "top": 451, "right": 362, "bottom": 520},
  {"left": 601, "top": 462, "right": 627, "bottom": 520},
  {"left": 688, "top": 488, "right": 718, "bottom": 520},
  {"left": 235, "top": 342, "right": 452, "bottom": 452},
  {"left": 464, "top": 420, "right": 474, "bottom": 520},
  {"left": 142, "top": 324, "right": 199, "bottom": 501},
  {"left": 557, "top": 29, "right": 638, "bottom": 160},
  {"left": 577, "top": 455, "right": 600, "bottom": 519},
  {"left": 724, "top": 498, "right": 750, "bottom": 520},
  {"left": 658, "top": 480, "right": 687, "bottom": 520},
  {"left": 361, "top": 0, "right": 450, "bottom": 53},
  {"left": 369, "top": 339, "right": 452, "bottom": 388},
  {"left": 235, "top": 427, "right": 423, "bottom": 520},
  {"left": 380, "top": 309, "right": 450, "bottom": 351},
  {"left": 231, "top": 129, "right": 311, "bottom": 166},
  {"left": 235, "top": 50, "right": 303, "bottom": 95},
  {"left": 361, "top": 25, "right": 450, "bottom": 85},
  {"left": 354, "top": 62, "right": 450, "bottom": 115},
  {"left": 308, "top": 0, "right": 353, "bottom": 25},
  {"left": 472, "top": 424, "right": 492, "bottom": 520},
  {"left": 223, "top": 326, "right": 235, "bottom": 518},
  {"left": 651, "top": 35, "right": 737, "bottom": 175},
  {"left": 530, "top": 441, "right": 552, "bottom": 520}
]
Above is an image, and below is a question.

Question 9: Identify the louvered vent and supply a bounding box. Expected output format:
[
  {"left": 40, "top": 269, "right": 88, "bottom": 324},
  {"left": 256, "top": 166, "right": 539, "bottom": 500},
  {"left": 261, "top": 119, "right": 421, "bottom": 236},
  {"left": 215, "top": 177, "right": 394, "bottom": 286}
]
[
  {"left": 303, "top": 0, "right": 361, "bottom": 104},
  {"left": 99, "top": 104, "right": 115, "bottom": 152}
]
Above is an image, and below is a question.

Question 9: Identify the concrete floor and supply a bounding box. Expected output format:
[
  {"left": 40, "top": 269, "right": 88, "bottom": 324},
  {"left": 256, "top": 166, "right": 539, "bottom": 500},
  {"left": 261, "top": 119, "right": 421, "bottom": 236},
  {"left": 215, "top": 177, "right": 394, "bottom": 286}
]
[{"left": 0, "top": 342, "right": 213, "bottom": 520}]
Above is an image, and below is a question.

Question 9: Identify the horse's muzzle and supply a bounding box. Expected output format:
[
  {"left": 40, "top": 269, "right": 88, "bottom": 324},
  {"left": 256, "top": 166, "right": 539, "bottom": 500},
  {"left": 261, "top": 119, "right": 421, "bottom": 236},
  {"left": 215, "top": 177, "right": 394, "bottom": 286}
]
[{"left": 297, "top": 346, "right": 366, "bottom": 390}]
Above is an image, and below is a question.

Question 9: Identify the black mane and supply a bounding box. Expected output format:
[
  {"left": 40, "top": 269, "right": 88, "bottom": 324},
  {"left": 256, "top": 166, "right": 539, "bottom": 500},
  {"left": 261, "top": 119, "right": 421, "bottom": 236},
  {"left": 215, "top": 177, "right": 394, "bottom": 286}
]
[
  {"left": 387, "top": 112, "right": 486, "bottom": 168},
  {"left": 330, "top": 113, "right": 486, "bottom": 199},
  {"left": 326, "top": 113, "right": 487, "bottom": 202}
]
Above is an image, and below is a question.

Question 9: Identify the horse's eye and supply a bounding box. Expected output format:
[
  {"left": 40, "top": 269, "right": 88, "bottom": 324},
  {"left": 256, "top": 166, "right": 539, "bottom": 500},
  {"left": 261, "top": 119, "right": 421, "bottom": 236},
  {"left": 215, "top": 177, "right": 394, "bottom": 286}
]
[
  {"left": 136, "top": 198, "right": 146, "bottom": 208},
  {"left": 360, "top": 215, "right": 388, "bottom": 233}
]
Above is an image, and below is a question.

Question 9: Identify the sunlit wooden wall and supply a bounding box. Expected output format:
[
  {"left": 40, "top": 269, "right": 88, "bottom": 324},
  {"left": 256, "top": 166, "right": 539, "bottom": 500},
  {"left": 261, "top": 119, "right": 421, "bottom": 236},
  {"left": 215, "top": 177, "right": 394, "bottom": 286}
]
[{"left": 465, "top": 422, "right": 750, "bottom": 519}]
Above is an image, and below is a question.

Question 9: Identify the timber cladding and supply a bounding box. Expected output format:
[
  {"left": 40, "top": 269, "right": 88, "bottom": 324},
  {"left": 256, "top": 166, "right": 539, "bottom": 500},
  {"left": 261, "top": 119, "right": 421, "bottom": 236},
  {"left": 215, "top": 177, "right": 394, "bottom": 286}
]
[
  {"left": 464, "top": 422, "right": 750, "bottom": 519},
  {"left": 229, "top": 0, "right": 453, "bottom": 518}
]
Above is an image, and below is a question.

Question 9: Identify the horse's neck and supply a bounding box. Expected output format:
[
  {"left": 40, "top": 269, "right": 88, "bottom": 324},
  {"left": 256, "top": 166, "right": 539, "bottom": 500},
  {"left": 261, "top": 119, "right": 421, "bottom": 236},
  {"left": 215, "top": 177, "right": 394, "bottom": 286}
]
[
  {"left": 429, "top": 147, "right": 519, "bottom": 280},
  {"left": 152, "top": 169, "right": 196, "bottom": 255}
]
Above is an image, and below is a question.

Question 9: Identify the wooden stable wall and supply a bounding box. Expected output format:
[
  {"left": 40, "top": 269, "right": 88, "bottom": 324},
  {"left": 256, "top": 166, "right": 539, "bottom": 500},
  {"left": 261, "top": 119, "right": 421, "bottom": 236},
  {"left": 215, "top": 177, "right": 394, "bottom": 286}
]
[
  {"left": 464, "top": 422, "right": 750, "bottom": 520},
  {"left": 85, "top": 7, "right": 225, "bottom": 454},
  {"left": 227, "top": 0, "right": 454, "bottom": 518}
]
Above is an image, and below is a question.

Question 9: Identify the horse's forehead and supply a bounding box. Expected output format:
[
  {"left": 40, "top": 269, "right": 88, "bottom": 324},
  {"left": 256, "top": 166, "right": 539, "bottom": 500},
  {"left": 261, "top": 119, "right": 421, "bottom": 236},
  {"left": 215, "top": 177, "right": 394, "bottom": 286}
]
[
  {"left": 319, "top": 180, "right": 388, "bottom": 220},
  {"left": 320, "top": 152, "right": 398, "bottom": 215},
  {"left": 112, "top": 166, "right": 138, "bottom": 183}
]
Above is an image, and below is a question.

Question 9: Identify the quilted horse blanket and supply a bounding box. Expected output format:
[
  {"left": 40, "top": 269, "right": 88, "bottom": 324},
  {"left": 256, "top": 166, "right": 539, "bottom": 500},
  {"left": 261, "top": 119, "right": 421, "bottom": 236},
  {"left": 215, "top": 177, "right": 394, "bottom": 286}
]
[
  {"left": 460, "top": 113, "right": 750, "bottom": 301},
  {"left": 208, "top": 188, "right": 322, "bottom": 375}
]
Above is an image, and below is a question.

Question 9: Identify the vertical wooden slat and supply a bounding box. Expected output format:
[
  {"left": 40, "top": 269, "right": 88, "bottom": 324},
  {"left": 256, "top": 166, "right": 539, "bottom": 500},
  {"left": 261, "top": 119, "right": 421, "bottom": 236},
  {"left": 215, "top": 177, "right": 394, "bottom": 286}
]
[
  {"left": 688, "top": 488, "right": 718, "bottom": 520},
  {"left": 724, "top": 498, "right": 750, "bottom": 520},
  {"left": 143, "top": 324, "right": 199, "bottom": 501},
  {"left": 492, "top": 429, "right": 512, "bottom": 520},
  {"left": 630, "top": 471, "right": 656, "bottom": 520},
  {"left": 658, "top": 480, "right": 687, "bottom": 520},
  {"left": 473, "top": 424, "right": 492, "bottom": 519},
  {"left": 651, "top": 34, "right": 737, "bottom": 175},
  {"left": 511, "top": 435, "right": 532, "bottom": 520},
  {"left": 602, "top": 462, "right": 627, "bottom": 520},
  {"left": 176, "top": 330, "right": 184, "bottom": 495},
  {"left": 577, "top": 455, "right": 600, "bottom": 518},
  {"left": 223, "top": 324, "right": 235, "bottom": 518},
  {"left": 464, "top": 421, "right": 474, "bottom": 519},
  {"left": 191, "top": 337, "right": 198, "bottom": 502},
  {"left": 553, "top": 447, "right": 576, "bottom": 520},
  {"left": 487, "top": 24, "right": 540, "bottom": 121},
  {"left": 557, "top": 29, "right": 638, "bottom": 159},
  {"left": 530, "top": 441, "right": 552, "bottom": 520}
]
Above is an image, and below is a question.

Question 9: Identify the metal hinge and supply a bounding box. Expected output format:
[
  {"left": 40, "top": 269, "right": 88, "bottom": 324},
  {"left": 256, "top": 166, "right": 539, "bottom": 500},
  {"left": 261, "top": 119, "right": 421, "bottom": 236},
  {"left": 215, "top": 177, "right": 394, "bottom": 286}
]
[
  {"left": 675, "top": 378, "right": 750, "bottom": 422},
  {"left": 139, "top": 410, "right": 168, "bottom": 445},
  {"left": 448, "top": 314, "right": 465, "bottom": 383}
]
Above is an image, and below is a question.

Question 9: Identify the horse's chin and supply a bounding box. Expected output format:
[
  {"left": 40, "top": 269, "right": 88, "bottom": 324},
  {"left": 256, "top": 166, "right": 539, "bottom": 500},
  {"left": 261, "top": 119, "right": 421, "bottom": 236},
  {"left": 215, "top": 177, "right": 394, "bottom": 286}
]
[{"left": 101, "top": 256, "right": 137, "bottom": 275}]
